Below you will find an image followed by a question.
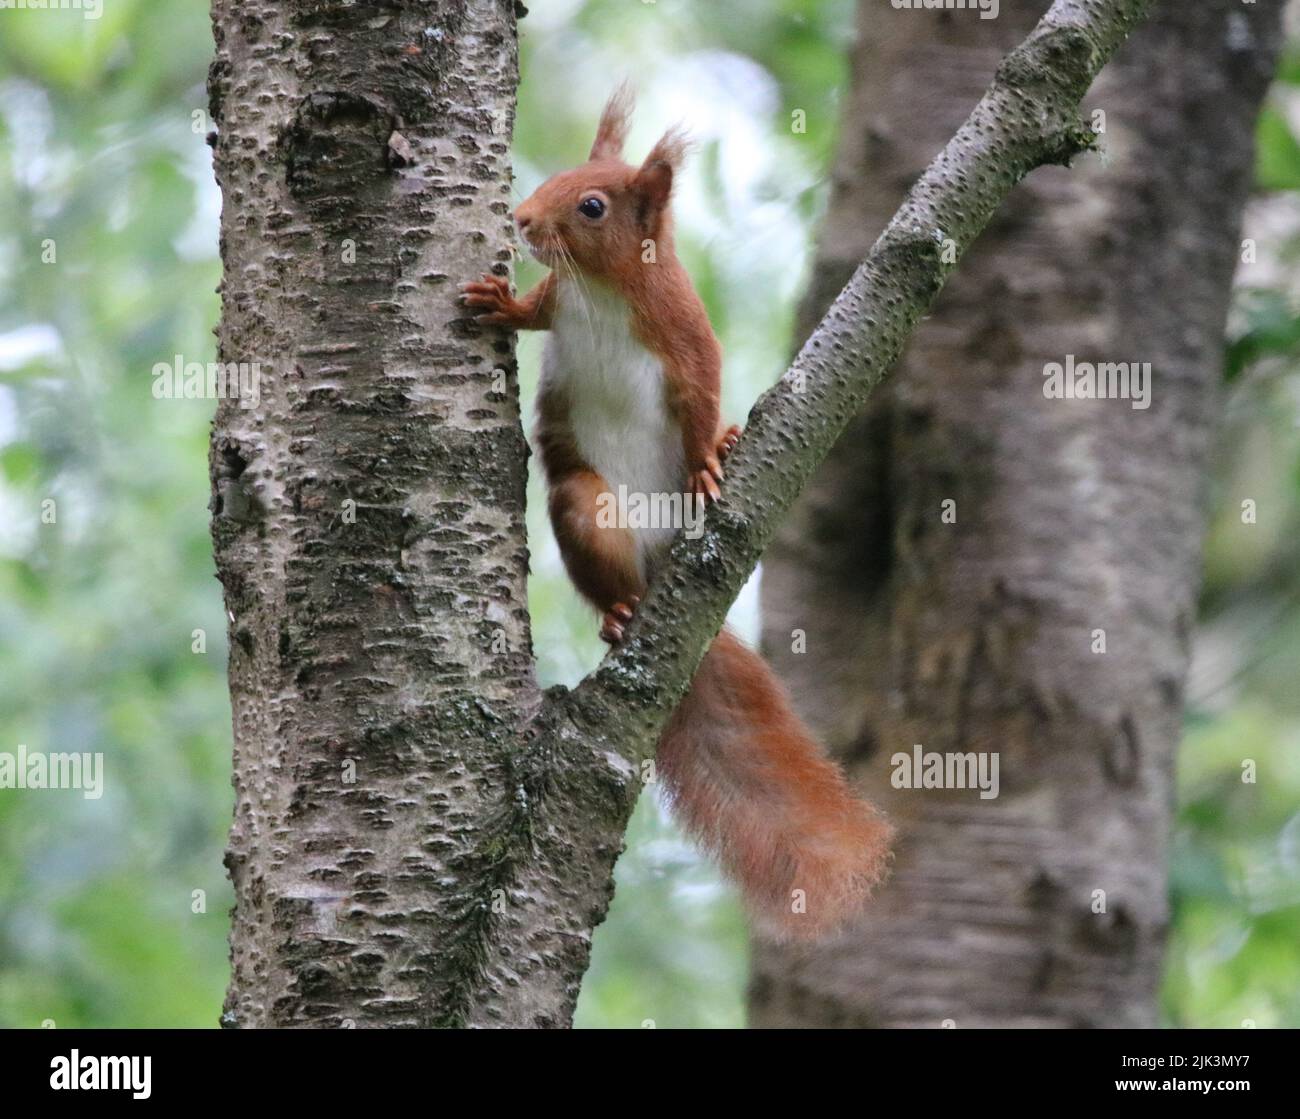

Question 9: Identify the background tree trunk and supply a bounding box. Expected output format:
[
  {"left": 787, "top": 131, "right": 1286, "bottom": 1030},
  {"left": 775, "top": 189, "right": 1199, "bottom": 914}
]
[{"left": 753, "top": 0, "right": 1284, "bottom": 1029}]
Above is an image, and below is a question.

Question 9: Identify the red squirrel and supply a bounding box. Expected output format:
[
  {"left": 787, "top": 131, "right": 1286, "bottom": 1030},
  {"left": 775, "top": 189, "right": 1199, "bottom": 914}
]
[{"left": 462, "top": 88, "right": 892, "bottom": 937}]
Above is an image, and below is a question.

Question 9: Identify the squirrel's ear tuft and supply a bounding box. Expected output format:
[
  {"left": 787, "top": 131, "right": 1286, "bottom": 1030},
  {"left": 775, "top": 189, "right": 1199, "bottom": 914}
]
[
  {"left": 589, "top": 82, "right": 635, "bottom": 162},
  {"left": 632, "top": 125, "right": 691, "bottom": 217}
]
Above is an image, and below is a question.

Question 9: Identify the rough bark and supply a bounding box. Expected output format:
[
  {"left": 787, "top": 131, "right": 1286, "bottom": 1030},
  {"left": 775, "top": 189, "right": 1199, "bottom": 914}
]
[
  {"left": 752, "top": 0, "right": 1284, "bottom": 1029},
  {"left": 208, "top": 0, "right": 545, "bottom": 1027},
  {"left": 210, "top": 0, "right": 1157, "bottom": 1027}
]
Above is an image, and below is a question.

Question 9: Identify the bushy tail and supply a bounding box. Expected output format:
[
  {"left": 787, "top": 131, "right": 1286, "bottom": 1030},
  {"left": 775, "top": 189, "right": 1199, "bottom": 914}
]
[{"left": 657, "top": 628, "right": 892, "bottom": 939}]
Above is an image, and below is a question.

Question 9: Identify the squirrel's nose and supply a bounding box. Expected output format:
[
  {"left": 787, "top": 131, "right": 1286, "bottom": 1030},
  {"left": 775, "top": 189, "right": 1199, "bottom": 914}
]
[{"left": 516, "top": 215, "right": 532, "bottom": 233}]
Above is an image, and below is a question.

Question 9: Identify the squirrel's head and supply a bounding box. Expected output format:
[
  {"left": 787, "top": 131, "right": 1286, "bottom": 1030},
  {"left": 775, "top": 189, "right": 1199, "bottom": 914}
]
[{"left": 513, "top": 84, "right": 688, "bottom": 280}]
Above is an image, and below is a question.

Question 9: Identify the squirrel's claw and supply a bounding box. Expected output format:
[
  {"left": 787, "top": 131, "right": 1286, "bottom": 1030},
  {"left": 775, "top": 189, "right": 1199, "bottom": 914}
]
[
  {"left": 690, "top": 466, "right": 722, "bottom": 504},
  {"left": 690, "top": 430, "right": 740, "bottom": 504},
  {"left": 460, "top": 272, "right": 510, "bottom": 292},
  {"left": 600, "top": 599, "right": 639, "bottom": 644},
  {"left": 460, "top": 272, "right": 510, "bottom": 300},
  {"left": 461, "top": 273, "right": 519, "bottom": 324}
]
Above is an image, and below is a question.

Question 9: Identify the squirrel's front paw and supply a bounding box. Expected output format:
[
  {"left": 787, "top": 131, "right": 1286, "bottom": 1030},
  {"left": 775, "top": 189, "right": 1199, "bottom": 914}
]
[
  {"left": 460, "top": 272, "right": 520, "bottom": 325},
  {"left": 688, "top": 454, "right": 724, "bottom": 504}
]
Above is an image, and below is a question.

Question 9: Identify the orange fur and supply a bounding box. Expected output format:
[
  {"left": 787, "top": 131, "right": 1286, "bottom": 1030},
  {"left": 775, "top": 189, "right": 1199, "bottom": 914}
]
[
  {"left": 661, "top": 629, "right": 893, "bottom": 938},
  {"left": 547, "top": 468, "right": 644, "bottom": 612},
  {"left": 461, "top": 88, "right": 893, "bottom": 936}
]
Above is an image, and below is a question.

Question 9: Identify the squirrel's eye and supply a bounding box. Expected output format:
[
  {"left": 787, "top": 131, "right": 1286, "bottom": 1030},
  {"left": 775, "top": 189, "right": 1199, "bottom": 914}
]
[{"left": 578, "top": 197, "right": 606, "bottom": 220}]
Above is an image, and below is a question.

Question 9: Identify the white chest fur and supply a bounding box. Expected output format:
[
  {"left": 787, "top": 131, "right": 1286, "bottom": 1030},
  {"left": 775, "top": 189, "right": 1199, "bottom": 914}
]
[{"left": 542, "top": 277, "right": 685, "bottom": 573}]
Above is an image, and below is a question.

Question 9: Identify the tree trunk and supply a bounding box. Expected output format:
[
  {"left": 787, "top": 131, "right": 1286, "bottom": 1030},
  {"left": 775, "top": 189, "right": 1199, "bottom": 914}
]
[
  {"left": 208, "top": 0, "right": 553, "bottom": 1027},
  {"left": 753, "top": 0, "right": 1283, "bottom": 1029}
]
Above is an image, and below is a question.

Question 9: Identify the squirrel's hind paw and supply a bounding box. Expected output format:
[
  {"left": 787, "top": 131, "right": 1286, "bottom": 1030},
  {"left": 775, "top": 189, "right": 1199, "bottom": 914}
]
[{"left": 599, "top": 599, "right": 638, "bottom": 644}]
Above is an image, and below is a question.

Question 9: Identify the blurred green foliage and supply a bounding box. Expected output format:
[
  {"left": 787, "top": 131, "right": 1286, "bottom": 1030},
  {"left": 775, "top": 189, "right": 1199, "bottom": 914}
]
[
  {"left": 0, "top": 0, "right": 1295, "bottom": 1029},
  {"left": 0, "top": 0, "right": 231, "bottom": 1027}
]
